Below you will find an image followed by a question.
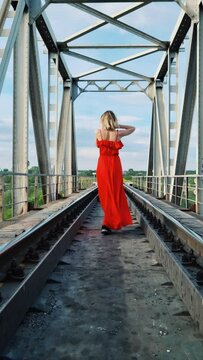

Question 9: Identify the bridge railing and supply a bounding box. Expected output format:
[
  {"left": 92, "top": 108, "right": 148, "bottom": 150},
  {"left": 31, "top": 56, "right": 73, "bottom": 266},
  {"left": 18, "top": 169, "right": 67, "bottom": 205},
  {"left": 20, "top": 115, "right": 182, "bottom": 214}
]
[
  {"left": 131, "top": 175, "right": 199, "bottom": 212},
  {"left": 0, "top": 173, "right": 96, "bottom": 221}
]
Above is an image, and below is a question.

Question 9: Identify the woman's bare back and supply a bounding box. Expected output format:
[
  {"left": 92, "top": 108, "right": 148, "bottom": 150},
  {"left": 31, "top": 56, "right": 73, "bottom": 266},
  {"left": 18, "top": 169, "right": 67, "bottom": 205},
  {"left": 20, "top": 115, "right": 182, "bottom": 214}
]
[{"left": 96, "top": 129, "right": 120, "bottom": 141}]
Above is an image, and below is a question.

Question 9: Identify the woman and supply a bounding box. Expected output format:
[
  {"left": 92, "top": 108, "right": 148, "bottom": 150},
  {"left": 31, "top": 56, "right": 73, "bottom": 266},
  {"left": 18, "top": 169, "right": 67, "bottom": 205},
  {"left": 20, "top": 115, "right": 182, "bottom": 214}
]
[{"left": 96, "top": 110, "right": 135, "bottom": 235}]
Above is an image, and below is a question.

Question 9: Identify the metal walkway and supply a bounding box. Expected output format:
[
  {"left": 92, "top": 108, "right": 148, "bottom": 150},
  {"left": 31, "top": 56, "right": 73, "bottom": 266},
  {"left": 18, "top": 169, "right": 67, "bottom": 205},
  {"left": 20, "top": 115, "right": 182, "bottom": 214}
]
[{"left": 1, "top": 201, "right": 203, "bottom": 360}]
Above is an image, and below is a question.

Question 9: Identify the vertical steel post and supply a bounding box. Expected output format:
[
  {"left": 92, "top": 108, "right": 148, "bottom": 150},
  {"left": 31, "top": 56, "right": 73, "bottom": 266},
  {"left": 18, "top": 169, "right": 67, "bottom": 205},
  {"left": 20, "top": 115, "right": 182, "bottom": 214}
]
[
  {"left": 0, "top": 175, "right": 4, "bottom": 222},
  {"left": 13, "top": 9, "right": 29, "bottom": 216},
  {"left": 29, "top": 24, "right": 51, "bottom": 202},
  {"left": 46, "top": 176, "right": 50, "bottom": 204},
  {"left": 167, "top": 51, "right": 179, "bottom": 202},
  {"left": 64, "top": 100, "right": 73, "bottom": 195},
  {"left": 34, "top": 175, "right": 38, "bottom": 208},
  {"left": 48, "top": 52, "right": 59, "bottom": 175},
  {"left": 171, "top": 25, "right": 197, "bottom": 205},
  {"left": 147, "top": 101, "right": 154, "bottom": 194},
  {"left": 155, "top": 81, "right": 168, "bottom": 196},
  {"left": 56, "top": 82, "right": 71, "bottom": 194},
  {"left": 152, "top": 101, "right": 162, "bottom": 195},
  {"left": 72, "top": 101, "right": 77, "bottom": 192},
  {"left": 197, "top": 3, "right": 203, "bottom": 215},
  {"left": 167, "top": 51, "right": 179, "bottom": 175}
]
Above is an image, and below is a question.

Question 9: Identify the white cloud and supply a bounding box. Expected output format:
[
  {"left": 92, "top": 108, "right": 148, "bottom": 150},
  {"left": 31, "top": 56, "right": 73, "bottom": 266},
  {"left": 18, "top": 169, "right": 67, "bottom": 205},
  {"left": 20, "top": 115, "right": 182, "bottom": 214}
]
[{"left": 0, "top": 2, "right": 196, "bottom": 173}]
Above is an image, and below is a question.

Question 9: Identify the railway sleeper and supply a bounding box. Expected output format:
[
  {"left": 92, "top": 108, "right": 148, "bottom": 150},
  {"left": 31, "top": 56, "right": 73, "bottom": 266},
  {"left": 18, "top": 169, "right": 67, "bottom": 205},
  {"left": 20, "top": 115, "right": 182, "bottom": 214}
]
[
  {"left": 6, "top": 260, "right": 25, "bottom": 281},
  {"left": 125, "top": 185, "right": 203, "bottom": 333}
]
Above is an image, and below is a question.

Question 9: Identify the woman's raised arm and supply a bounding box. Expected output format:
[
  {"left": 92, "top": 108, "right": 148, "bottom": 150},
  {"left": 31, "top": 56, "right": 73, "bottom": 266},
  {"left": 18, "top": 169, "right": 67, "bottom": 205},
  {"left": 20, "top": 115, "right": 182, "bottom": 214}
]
[{"left": 118, "top": 124, "right": 136, "bottom": 137}]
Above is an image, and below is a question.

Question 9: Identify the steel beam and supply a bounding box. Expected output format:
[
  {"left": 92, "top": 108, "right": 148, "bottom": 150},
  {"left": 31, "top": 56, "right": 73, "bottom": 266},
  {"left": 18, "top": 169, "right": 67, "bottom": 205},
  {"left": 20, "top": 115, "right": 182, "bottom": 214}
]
[
  {"left": 48, "top": 51, "right": 59, "bottom": 175},
  {"left": 29, "top": 24, "right": 52, "bottom": 202},
  {"left": 36, "top": 13, "right": 71, "bottom": 80},
  {"left": 56, "top": 83, "right": 71, "bottom": 175},
  {"left": 0, "top": 0, "right": 25, "bottom": 94},
  {"left": 70, "top": 3, "right": 167, "bottom": 48},
  {"left": 13, "top": 8, "right": 29, "bottom": 216},
  {"left": 167, "top": 51, "right": 179, "bottom": 176},
  {"left": 75, "top": 79, "right": 146, "bottom": 95},
  {"left": 155, "top": 81, "right": 168, "bottom": 176},
  {"left": 175, "top": 0, "right": 199, "bottom": 21},
  {"left": 66, "top": 50, "right": 152, "bottom": 81},
  {"left": 172, "top": 24, "right": 197, "bottom": 204},
  {"left": 147, "top": 101, "right": 155, "bottom": 179},
  {"left": 156, "top": 11, "right": 191, "bottom": 81},
  {"left": 64, "top": 99, "right": 73, "bottom": 195},
  {"left": 152, "top": 101, "right": 162, "bottom": 196},
  {"left": 62, "top": 48, "right": 160, "bottom": 72},
  {"left": 50, "top": 0, "right": 174, "bottom": 4},
  {"left": 197, "top": 4, "right": 203, "bottom": 215},
  {"left": 29, "top": 0, "right": 51, "bottom": 20},
  {"left": 0, "top": 0, "right": 11, "bottom": 35},
  {"left": 71, "top": 102, "right": 77, "bottom": 191},
  {"left": 64, "top": 44, "right": 162, "bottom": 50},
  {"left": 61, "top": 2, "right": 152, "bottom": 43}
]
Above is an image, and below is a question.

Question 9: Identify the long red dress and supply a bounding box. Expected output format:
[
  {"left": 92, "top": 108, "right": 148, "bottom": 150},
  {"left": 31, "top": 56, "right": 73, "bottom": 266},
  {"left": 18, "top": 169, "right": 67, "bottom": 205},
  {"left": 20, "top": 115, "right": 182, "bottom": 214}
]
[{"left": 96, "top": 139, "right": 132, "bottom": 229}]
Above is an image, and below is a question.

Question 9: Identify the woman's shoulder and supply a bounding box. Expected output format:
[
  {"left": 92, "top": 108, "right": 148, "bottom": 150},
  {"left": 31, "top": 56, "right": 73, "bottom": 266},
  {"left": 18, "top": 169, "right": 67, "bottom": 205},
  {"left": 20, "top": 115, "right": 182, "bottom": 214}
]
[{"left": 95, "top": 129, "right": 101, "bottom": 138}]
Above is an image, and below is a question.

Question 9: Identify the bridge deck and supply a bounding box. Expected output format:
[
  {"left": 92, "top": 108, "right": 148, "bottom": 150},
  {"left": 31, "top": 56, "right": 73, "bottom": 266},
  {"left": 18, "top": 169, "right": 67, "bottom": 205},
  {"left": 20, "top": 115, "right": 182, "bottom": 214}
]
[
  {"left": 1, "top": 188, "right": 203, "bottom": 252},
  {"left": 2, "top": 203, "right": 203, "bottom": 360},
  {"left": 0, "top": 189, "right": 90, "bottom": 251},
  {"left": 134, "top": 188, "right": 203, "bottom": 238}
]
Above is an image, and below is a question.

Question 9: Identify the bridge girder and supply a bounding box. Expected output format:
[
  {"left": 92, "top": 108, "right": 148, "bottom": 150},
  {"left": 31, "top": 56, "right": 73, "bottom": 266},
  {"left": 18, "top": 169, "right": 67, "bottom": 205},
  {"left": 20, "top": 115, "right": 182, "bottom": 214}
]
[{"left": 0, "top": 0, "right": 203, "bottom": 214}]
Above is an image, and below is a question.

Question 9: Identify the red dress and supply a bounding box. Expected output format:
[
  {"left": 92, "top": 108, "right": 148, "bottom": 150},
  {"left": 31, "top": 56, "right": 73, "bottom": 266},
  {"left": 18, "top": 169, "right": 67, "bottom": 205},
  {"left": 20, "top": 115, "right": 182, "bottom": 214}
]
[{"left": 96, "top": 139, "right": 132, "bottom": 229}]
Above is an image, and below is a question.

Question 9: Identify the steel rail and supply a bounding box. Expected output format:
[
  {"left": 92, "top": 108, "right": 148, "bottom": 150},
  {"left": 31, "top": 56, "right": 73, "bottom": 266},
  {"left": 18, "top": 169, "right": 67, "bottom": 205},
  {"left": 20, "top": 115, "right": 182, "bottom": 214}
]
[
  {"left": 0, "top": 186, "right": 98, "bottom": 352},
  {"left": 125, "top": 185, "right": 203, "bottom": 256},
  {"left": 125, "top": 184, "right": 203, "bottom": 333}
]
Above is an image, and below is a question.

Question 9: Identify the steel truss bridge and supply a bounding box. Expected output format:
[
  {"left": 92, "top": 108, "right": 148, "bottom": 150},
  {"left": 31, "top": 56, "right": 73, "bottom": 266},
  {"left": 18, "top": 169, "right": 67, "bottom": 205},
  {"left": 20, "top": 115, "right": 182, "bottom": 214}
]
[{"left": 0, "top": 0, "right": 203, "bottom": 216}]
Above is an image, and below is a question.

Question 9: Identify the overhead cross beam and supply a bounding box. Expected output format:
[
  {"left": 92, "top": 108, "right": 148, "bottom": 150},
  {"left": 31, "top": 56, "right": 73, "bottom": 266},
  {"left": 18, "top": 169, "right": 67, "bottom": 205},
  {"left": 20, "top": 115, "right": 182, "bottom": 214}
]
[
  {"left": 65, "top": 49, "right": 153, "bottom": 81},
  {"left": 63, "top": 44, "right": 163, "bottom": 49},
  {"left": 74, "top": 79, "right": 147, "bottom": 98},
  {"left": 69, "top": 3, "right": 167, "bottom": 48},
  {"left": 50, "top": 0, "right": 175, "bottom": 3},
  {"left": 60, "top": 2, "right": 152, "bottom": 44},
  {"left": 63, "top": 48, "right": 159, "bottom": 80}
]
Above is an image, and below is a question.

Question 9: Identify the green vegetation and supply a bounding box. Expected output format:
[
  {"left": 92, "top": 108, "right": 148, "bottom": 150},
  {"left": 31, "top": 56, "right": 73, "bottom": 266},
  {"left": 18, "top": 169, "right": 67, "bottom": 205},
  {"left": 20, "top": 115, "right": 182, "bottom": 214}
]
[
  {"left": 123, "top": 169, "right": 146, "bottom": 181},
  {"left": 1, "top": 167, "right": 44, "bottom": 220},
  {"left": 0, "top": 167, "right": 197, "bottom": 219}
]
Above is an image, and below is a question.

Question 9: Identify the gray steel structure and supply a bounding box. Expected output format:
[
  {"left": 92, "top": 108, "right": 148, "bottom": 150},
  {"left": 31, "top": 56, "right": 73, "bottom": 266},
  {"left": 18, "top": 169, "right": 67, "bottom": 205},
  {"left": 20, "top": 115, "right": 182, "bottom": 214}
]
[{"left": 0, "top": 0, "right": 202, "bottom": 214}]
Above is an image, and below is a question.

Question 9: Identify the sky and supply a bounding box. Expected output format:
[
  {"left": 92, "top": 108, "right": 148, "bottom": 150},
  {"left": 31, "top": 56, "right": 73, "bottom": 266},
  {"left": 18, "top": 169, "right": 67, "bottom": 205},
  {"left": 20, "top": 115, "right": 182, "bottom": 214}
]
[{"left": 0, "top": 1, "right": 196, "bottom": 171}]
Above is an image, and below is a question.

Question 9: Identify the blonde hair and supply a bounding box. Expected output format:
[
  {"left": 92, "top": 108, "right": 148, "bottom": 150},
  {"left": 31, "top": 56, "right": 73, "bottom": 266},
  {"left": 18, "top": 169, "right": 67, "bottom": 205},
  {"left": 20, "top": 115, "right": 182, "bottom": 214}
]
[{"left": 100, "top": 111, "right": 118, "bottom": 131}]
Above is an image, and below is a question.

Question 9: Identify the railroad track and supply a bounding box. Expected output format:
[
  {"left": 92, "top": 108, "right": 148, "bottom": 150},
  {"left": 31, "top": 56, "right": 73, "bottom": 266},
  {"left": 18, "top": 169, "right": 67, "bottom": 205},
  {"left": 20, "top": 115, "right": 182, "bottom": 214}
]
[
  {"left": 125, "top": 184, "right": 203, "bottom": 333},
  {"left": 1, "top": 184, "right": 203, "bottom": 352},
  {"left": 0, "top": 186, "right": 98, "bottom": 352}
]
